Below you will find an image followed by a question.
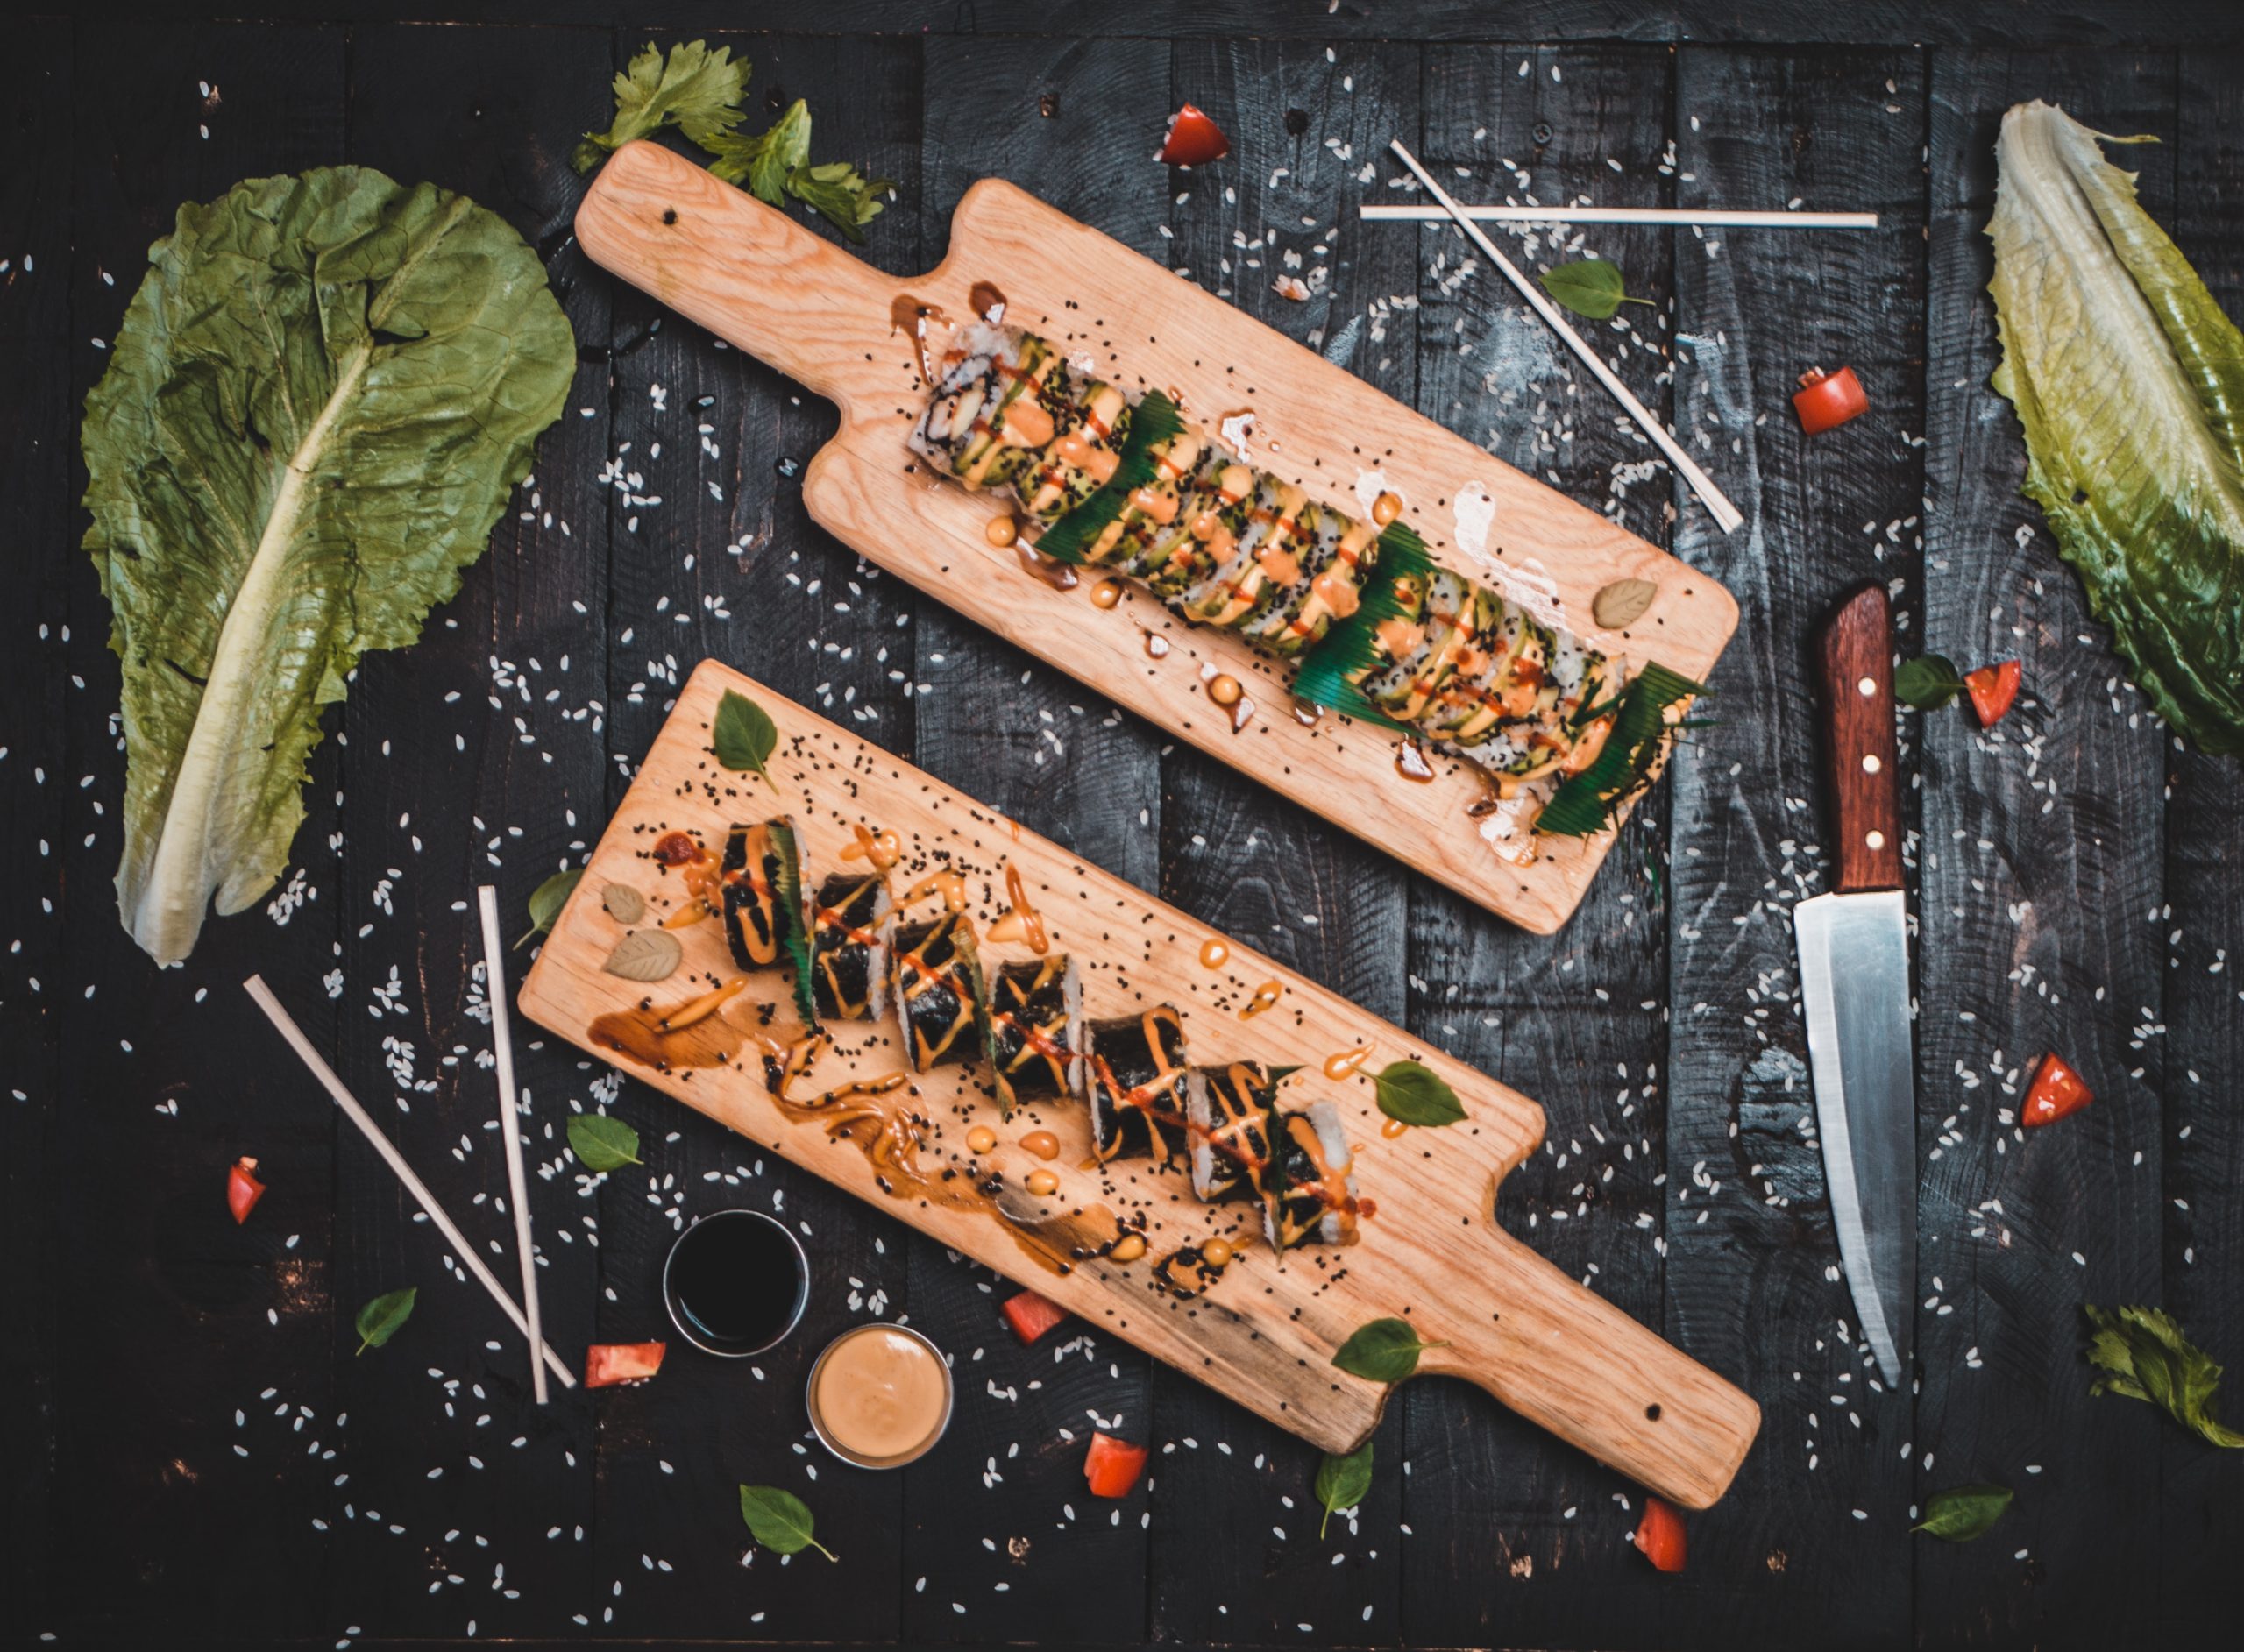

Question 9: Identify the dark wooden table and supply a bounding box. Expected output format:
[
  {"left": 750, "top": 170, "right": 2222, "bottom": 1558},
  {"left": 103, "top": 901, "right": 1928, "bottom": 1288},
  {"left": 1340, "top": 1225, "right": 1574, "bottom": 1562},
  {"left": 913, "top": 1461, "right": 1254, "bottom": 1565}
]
[{"left": 6, "top": 4, "right": 2240, "bottom": 1647}]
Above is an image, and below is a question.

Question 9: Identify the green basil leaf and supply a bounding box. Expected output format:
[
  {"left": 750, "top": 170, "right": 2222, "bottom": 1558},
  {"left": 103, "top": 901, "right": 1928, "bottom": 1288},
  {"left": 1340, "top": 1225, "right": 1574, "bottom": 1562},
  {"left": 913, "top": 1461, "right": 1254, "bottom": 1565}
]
[
  {"left": 568, "top": 1113, "right": 643, "bottom": 1173},
  {"left": 1538, "top": 258, "right": 1643, "bottom": 321},
  {"left": 1331, "top": 1317, "right": 1446, "bottom": 1385},
  {"left": 712, "top": 688, "right": 779, "bottom": 790},
  {"left": 2085, "top": 1304, "right": 2244, "bottom": 1449},
  {"left": 517, "top": 867, "right": 584, "bottom": 949},
  {"left": 1373, "top": 1060, "right": 1466, "bottom": 1128},
  {"left": 1911, "top": 1484, "right": 2013, "bottom": 1542},
  {"left": 1314, "top": 1440, "right": 1374, "bottom": 1539},
  {"left": 739, "top": 1485, "right": 837, "bottom": 1561},
  {"left": 354, "top": 1287, "right": 417, "bottom": 1356},
  {"left": 1894, "top": 654, "right": 1967, "bottom": 711}
]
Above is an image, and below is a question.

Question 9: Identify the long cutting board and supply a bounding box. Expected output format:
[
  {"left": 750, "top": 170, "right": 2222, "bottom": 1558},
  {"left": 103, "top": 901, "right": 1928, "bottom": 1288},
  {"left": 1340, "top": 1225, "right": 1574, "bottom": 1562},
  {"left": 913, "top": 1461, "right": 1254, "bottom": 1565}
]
[
  {"left": 574, "top": 140, "right": 1738, "bottom": 935},
  {"left": 518, "top": 659, "right": 1760, "bottom": 1507}
]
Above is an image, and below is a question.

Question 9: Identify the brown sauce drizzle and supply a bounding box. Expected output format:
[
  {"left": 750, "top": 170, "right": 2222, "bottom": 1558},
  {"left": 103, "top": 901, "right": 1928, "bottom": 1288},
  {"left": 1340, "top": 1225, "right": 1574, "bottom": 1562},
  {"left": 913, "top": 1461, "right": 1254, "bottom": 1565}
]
[
  {"left": 1015, "top": 542, "right": 1080, "bottom": 592},
  {"left": 969, "top": 280, "right": 1007, "bottom": 324},
  {"left": 889, "top": 294, "right": 950, "bottom": 387},
  {"left": 590, "top": 979, "right": 752, "bottom": 1074},
  {"left": 1395, "top": 739, "right": 1437, "bottom": 783}
]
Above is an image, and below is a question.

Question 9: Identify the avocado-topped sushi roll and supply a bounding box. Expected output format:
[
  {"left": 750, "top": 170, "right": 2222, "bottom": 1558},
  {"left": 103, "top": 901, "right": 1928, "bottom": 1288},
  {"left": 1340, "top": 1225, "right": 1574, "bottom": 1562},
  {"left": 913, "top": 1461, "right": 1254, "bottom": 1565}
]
[
  {"left": 1417, "top": 601, "right": 1550, "bottom": 746},
  {"left": 1071, "top": 424, "right": 1207, "bottom": 567},
  {"left": 1015, "top": 375, "right": 1133, "bottom": 528},
  {"left": 908, "top": 323, "right": 1067, "bottom": 493},
  {"left": 1086, "top": 1007, "right": 1191, "bottom": 1169},
  {"left": 986, "top": 955, "right": 1084, "bottom": 1115},
  {"left": 891, "top": 912, "right": 987, "bottom": 1072},
  {"left": 1236, "top": 506, "right": 1380, "bottom": 658},
  {"left": 1172, "top": 474, "right": 1313, "bottom": 630},
  {"left": 721, "top": 819, "right": 806, "bottom": 973},
  {"left": 1359, "top": 571, "right": 1502, "bottom": 725},
  {"left": 1116, "top": 448, "right": 1256, "bottom": 599},
  {"left": 806, "top": 870, "right": 895, "bottom": 1022},
  {"left": 1185, "top": 1060, "right": 1276, "bottom": 1201},
  {"left": 1262, "top": 1102, "right": 1360, "bottom": 1251}
]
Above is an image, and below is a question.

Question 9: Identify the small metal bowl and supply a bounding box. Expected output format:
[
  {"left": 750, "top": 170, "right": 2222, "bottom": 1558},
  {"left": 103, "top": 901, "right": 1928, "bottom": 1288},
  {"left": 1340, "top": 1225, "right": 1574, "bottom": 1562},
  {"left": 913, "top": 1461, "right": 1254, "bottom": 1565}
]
[
  {"left": 804, "top": 1322, "right": 955, "bottom": 1469},
  {"left": 660, "top": 1209, "right": 808, "bottom": 1358}
]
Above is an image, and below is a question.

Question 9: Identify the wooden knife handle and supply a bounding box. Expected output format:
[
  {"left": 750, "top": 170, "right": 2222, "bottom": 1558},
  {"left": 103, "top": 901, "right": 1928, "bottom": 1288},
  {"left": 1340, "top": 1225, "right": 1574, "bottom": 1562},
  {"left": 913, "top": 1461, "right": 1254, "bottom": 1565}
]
[
  {"left": 1815, "top": 583, "right": 1903, "bottom": 894},
  {"left": 575, "top": 139, "right": 905, "bottom": 410},
  {"left": 1417, "top": 1229, "right": 1762, "bottom": 1510}
]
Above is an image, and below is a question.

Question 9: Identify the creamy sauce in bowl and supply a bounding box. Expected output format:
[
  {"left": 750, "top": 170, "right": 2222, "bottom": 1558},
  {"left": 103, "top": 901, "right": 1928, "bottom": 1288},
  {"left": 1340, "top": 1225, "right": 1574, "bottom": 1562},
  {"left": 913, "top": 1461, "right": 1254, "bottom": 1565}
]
[{"left": 806, "top": 1323, "right": 954, "bottom": 1468}]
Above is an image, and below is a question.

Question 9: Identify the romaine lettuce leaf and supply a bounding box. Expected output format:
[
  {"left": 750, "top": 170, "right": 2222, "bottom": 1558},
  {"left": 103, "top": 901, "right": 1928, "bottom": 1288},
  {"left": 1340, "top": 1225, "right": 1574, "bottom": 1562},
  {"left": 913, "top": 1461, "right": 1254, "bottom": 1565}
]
[
  {"left": 1988, "top": 100, "right": 2244, "bottom": 755},
  {"left": 82, "top": 167, "right": 574, "bottom": 964}
]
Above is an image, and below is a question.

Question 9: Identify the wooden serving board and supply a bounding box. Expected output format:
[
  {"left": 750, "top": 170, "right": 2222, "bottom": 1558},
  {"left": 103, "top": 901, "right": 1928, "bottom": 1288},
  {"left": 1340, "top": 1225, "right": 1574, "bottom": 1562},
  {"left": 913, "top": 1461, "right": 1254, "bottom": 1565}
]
[
  {"left": 575, "top": 140, "right": 1739, "bottom": 935},
  {"left": 518, "top": 660, "right": 1760, "bottom": 1507}
]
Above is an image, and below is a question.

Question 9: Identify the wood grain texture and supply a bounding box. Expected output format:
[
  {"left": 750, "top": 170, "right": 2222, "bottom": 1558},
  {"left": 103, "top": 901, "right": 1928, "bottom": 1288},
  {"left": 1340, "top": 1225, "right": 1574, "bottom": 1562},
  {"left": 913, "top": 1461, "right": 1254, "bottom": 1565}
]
[
  {"left": 518, "top": 658, "right": 1762, "bottom": 1507},
  {"left": 1815, "top": 583, "right": 1905, "bottom": 895},
  {"left": 573, "top": 136, "right": 1743, "bottom": 935},
  {"left": 1914, "top": 48, "right": 2173, "bottom": 1649},
  {"left": 1662, "top": 46, "right": 1928, "bottom": 1644}
]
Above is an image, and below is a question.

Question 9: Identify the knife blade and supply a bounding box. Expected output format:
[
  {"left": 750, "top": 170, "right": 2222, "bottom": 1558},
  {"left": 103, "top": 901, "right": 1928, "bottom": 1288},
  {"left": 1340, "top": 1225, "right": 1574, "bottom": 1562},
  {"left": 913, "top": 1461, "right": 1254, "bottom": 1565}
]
[{"left": 1794, "top": 583, "right": 1914, "bottom": 1386}]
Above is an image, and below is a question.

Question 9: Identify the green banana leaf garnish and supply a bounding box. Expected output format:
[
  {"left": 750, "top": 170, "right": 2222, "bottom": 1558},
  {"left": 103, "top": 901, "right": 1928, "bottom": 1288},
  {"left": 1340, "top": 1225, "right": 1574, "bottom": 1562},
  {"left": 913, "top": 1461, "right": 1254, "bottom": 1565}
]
[
  {"left": 82, "top": 168, "right": 573, "bottom": 965},
  {"left": 1987, "top": 100, "right": 2244, "bottom": 755},
  {"left": 770, "top": 821, "right": 820, "bottom": 1029},
  {"left": 1288, "top": 524, "right": 1437, "bottom": 732},
  {"left": 1030, "top": 392, "right": 1184, "bottom": 564},
  {"left": 1534, "top": 663, "right": 1704, "bottom": 840}
]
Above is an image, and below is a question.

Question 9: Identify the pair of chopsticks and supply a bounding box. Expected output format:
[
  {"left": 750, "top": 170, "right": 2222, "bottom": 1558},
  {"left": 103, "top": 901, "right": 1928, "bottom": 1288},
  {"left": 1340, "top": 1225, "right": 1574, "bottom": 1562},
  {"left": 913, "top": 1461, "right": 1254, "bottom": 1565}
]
[
  {"left": 1378, "top": 143, "right": 1874, "bottom": 535},
  {"left": 245, "top": 884, "right": 572, "bottom": 1396}
]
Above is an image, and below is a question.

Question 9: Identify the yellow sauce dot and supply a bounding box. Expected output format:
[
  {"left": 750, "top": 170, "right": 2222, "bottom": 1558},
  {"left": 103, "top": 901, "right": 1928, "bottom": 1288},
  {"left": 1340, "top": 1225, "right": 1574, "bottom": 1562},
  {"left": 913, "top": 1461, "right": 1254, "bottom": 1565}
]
[
  {"left": 984, "top": 514, "right": 1019, "bottom": 549},
  {"left": 1198, "top": 938, "right": 1230, "bottom": 969},
  {"left": 965, "top": 1125, "right": 998, "bottom": 1155},
  {"left": 1372, "top": 491, "right": 1403, "bottom": 526},
  {"left": 1207, "top": 673, "right": 1243, "bottom": 708},
  {"left": 1090, "top": 578, "right": 1124, "bottom": 610},
  {"left": 1025, "top": 1168, "right": 1061, "bottom": 1197},
  {"left": 1020, "top": 1131, "right": 1061, "bottom": 1160},
  {"left": 1200, "top": 1238, "right": 1235, "bottom": 1267},
  {"left": 1110, "top": 1234, "right": 1147, "bottom": 1263}
]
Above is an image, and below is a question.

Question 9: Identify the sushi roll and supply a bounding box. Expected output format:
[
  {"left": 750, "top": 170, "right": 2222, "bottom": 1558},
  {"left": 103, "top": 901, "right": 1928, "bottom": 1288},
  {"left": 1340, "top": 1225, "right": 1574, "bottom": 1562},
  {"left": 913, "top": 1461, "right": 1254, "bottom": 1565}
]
[
  {"left": 1116, "top": 449, "right": 1256, "bottom": 599},
  {"left": 1085, "top": 1007, "right": 1191, "bottom": 1169},
  {"left": 720, "top": 819, "right": 806, "bottom": 973},
  {"left": 1417, "top": 602, "right": 1552, "bottom": 747},
  {"left": 1261, "top": 1102, "right": 1360, "bottom": 1251},
  {"left": 1014, "top": 375, "right": 1133, "bottom": 528},
  {"left": 806, "top": 870, "right": 895, "bottom": 1022},
  {"left": 1069, "top": 423, "right": 1207, "bottom": 567},
  {"left": 1236, "top": 507, "right": 1381, "bottom": 659},
  {"left": 1171, "top": 475, "right": 1313, "bottom": 630},
  {"left": 891, "top": 912, "right": 988, "bottom": 1072},
  {"left": 1358, "top": 571, "right": 1502, "bottom": 726},
  {"left": 907, "top": 323, "right": 1068, "bottom": 493},
  {"left": 986, "top": 955, "right": 1085, "bottom": 1115},
  {"left": 1184, "top": 1060, "right": 1276, "bottom": 1202}
]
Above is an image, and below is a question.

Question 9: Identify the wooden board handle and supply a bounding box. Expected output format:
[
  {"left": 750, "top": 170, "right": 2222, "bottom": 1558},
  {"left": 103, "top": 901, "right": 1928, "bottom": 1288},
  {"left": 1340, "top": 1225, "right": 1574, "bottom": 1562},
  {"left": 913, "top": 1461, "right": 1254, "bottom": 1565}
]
[
  {"left": 575, "top": 139, "right": 902, "bottom": 407},
  {"left": 1417, "top": 1230, "right": 1761, "bottom": 1510},
  {"left": 1814, "top": 583, "right": 1904, "bottom": 894}
]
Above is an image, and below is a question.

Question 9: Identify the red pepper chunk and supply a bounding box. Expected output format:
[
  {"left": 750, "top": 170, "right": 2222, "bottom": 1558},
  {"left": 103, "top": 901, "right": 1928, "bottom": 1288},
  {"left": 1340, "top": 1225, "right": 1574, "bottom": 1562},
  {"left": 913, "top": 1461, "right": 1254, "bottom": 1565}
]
[
  {"left": 1965, "top": 660, "right": 2021, "bottom": 727},
  {"left": 1793, "top": 366, "right": 1869, "bottom": 436},
  {"left": 999, "top": 1287, "right": 1069, "bottom": 1346},
  {"left": 227, "top": 1157, "right": 266, "bottom": 1225},
  {"left": 586, "top": 1342, "right": 667, "bottom": 1388},
  {"left": 1083, "top": 1431, "right": 1149, "bottom": 1498},
  {"left": 2021, "top": 1052, "right": 2093, "bottom": 1128},
  {"left": 1158, "top": 103, "right": 1230, "bottom": 167},
  {"left": 1635, "top": 1494, "right": 1687, "bottom": 1572}
]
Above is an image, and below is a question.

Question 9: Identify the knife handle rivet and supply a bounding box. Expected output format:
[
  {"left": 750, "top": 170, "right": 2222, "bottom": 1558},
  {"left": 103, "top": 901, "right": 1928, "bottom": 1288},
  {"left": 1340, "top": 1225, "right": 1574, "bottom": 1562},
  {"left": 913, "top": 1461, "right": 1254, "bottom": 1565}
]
[
  {"left": 1857, "top": 675, "right": 1877, "bottom": 697},
  {"left": 1861, "top": 754, "right": 1882, "bottom": 774},
  {"left": 1865, "top": 829, "right": 1886, "bottom": 851}
]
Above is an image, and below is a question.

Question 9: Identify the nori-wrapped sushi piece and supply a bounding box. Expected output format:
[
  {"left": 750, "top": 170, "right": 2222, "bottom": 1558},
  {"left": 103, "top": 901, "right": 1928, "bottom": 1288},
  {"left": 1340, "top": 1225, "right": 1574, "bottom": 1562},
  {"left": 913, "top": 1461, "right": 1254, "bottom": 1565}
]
[
  {"left": 986, "top": 955, "right": 1084, "bottom": 1116},
  {"left": 721, "top": 819, "right": 806, "bottom": 972},
  {"left": 907, "top": 323, "right": 1066, "bottom": 493},
  {"left": 1086, "top": 1007, "right": 1191, "bottom": 1169},
  {"left": 1261, "top": 1102, "right": 1360, "bottom": 1251},
  {"left": 807, "top": 870, "right": 895, "bottom": 1022},
  {"left": 1015, "top": 378, "right": 1133, "bottom": 528},
  {"left": 1185, "top": 1060, "right": 1276, "bottom": 1201},
  {"left": 1171, "top": 474, "right": 1313, "bottom": 630},
  {"left": 891, "top": 911, "right": 988, "bottom": 1072},
  {"left": 1236, "top": 507, "right": 1381, "bottom": 659}
]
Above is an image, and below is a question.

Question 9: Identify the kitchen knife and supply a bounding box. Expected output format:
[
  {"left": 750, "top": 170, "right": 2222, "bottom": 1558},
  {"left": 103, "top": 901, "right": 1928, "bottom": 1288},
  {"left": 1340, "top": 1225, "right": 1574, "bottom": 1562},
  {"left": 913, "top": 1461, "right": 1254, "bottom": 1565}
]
[{"left": 1794, "top": 583, "right": 1914, "bottom": 1386}]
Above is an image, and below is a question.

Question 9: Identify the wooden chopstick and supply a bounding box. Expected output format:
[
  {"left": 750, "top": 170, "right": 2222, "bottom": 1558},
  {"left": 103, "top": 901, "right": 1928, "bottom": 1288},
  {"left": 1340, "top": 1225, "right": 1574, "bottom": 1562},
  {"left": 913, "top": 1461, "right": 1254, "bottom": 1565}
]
[
  {"left": 477, "top": 885, "right": 549, "bottom": 1404},
  {"left": 1385, "top": 139, "right": 1745, "bottom": 536},
  {"left": 243, "top": 974, "right": 578, "bottom": 1390},
  {"left": 1363, "top": 203, "right": 1878, "bottom": 229}
]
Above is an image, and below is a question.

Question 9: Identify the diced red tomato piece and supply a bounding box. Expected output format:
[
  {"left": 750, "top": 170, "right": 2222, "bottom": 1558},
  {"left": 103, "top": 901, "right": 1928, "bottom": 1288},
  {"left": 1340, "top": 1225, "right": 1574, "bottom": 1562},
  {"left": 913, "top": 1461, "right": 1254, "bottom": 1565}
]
[
  {"left": 1635, "top": 1494, "right": 1687, "bottom": 1572},
  {"left": 1157, "top": 103, "right": 1230, "bottom": 167},
  {"left": 1965, "top": 660, "right": 2021, "bottom": 727},
  {"left": 227, "top": 1157, "right": 266, "bottom": 1225},
  {"left": 999, "top": 1287, "right": 1069, "bottom": 1346},
  {"left": 2021, "top": 1052, "right": 2093, "bottom": 1128},
  {"left": 1083, "top": 1430, "right": 1149, "bottom": 1498},
  {"left": 1793, "top": 366, "right": 1869, "bottom": 436},
  {"left": 586, "top": 1341, "right": 667, "bottom": 1388}
]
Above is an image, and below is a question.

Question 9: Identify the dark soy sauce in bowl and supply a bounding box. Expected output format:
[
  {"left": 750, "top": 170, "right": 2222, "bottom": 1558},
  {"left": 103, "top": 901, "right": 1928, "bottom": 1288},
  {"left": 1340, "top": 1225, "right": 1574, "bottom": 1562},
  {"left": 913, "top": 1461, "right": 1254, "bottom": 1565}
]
[{"left": 662, "top": 1209, "right": 809, "bottom": 1358}]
